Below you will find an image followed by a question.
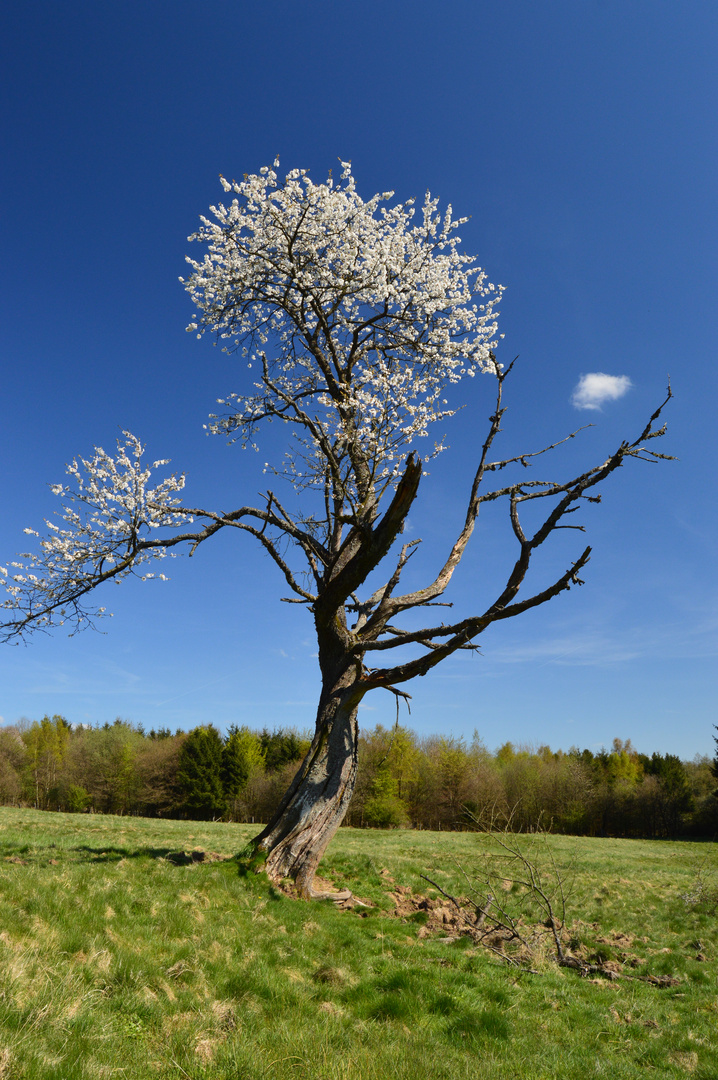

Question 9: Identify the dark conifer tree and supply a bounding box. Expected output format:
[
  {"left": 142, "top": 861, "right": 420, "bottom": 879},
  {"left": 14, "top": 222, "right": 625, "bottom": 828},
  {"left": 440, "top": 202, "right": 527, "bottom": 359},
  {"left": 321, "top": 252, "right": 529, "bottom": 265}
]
[
  {"left": 258, "top": 729, "right": 310, "bottom": 773},
  {"left": 221, "top": 735, "right": 244, "bottom": 800},
  {"left": 177, "top": 726, "right": 226, "bottom": 820}
]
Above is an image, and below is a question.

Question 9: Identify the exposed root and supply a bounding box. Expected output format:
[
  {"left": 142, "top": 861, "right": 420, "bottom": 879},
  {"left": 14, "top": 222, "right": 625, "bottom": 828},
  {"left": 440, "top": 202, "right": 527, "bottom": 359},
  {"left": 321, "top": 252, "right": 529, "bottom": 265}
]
[
  {"left": 303, "top": 880, "right": 353, "bottom": 903},
  {"left": 276, "top": 874, "right": 372, "bottom": 908}
]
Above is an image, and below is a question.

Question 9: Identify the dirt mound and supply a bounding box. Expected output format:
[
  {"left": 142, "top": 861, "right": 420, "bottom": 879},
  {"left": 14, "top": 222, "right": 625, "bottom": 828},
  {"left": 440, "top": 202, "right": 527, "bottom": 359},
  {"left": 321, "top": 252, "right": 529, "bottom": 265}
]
[
  {"left": 376, "top": 873, "right": 679, "bottom": 986},
  {"left": 385, "top": 882, "right": 533, "bottom": 961}
]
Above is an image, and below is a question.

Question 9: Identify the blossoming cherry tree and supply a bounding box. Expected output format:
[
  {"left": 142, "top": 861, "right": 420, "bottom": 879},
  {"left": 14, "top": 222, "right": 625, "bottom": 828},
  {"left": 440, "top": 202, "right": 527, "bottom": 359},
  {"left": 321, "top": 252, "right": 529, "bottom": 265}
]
[{"left": 1, "top": 161, "right": 671, "bottom": 896}]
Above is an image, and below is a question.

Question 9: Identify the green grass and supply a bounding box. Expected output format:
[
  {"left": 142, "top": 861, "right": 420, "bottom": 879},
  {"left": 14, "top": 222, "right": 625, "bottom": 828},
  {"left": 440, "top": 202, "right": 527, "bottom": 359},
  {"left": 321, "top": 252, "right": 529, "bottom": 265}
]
[{"left": 0, "top": 809, "right": 716, "bottom": 1079}]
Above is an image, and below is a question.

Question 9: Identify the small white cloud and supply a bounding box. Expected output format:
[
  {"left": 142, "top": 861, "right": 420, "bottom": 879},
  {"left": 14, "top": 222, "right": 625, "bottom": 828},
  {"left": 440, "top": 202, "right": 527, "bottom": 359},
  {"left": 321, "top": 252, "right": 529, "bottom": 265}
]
[{"left": 572, "top": 372, "right": 632, "bottom": 411}]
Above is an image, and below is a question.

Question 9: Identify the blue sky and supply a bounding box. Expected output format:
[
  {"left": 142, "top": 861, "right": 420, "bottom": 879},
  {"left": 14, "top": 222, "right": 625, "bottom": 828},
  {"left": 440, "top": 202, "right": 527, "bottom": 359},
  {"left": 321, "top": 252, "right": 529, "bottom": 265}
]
[{"left": 1, "top": 0, "right": 716, "bottom": 757}]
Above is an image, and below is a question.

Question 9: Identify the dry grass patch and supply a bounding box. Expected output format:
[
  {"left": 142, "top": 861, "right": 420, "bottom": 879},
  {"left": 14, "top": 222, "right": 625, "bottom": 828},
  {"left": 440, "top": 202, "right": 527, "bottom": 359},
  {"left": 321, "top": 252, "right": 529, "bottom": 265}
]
[
  {"left": 669, "top": 1050, "right": 699, "bottom": 1072},
  {"left": 0, "top": 1049, "right": 12, "bottom": 1079}
]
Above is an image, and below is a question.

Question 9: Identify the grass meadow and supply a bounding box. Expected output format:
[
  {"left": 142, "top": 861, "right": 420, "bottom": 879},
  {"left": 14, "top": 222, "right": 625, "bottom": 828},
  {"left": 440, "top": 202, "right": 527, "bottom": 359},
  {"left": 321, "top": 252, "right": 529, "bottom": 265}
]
[{"left": 0, "top": 808, "right": 716, "bottom": 1080}]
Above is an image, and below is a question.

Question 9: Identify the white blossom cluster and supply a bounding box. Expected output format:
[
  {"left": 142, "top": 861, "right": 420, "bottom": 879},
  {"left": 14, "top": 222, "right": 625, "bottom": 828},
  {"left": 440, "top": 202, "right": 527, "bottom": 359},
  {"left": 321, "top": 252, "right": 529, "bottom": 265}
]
[
  {"left": 183, "top": 160, "right": 503, "bottom": 491},
  {"left": 1, "top": 433, "right": 191, "bottom": 635}
]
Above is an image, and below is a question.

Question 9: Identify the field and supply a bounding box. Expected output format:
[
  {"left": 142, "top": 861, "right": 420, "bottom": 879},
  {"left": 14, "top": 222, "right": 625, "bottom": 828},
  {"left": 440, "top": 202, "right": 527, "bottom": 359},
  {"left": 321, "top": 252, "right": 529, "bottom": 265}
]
[{"left": 0, "top": 809, "right": 716, "bottom": 1079}]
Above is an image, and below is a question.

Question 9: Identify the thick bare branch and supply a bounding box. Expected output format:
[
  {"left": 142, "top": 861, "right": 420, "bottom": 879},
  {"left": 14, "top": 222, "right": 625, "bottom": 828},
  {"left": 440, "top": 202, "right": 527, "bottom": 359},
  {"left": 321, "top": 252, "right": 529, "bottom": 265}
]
[
  {"left": 361, "top": 365, "right": 510, "bottom": 624},
  {"left": 360, "top": 383, "right": 673, "bottom": 644},
  {"left": 317, "top": 453, "right": 423, "bottom": 613},
  {"left": 359, "top": 548, "right": 590, "bottom": 682},
  {"left": 155, "top": 503, "right": 330, "bottom": 575}
]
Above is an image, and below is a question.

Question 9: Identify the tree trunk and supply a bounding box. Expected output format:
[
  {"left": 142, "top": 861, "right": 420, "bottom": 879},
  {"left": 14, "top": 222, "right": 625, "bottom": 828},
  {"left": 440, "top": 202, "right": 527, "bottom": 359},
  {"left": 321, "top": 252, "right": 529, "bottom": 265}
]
[{"left": 251, "top": 678, "right": 362, "bottom": 898}]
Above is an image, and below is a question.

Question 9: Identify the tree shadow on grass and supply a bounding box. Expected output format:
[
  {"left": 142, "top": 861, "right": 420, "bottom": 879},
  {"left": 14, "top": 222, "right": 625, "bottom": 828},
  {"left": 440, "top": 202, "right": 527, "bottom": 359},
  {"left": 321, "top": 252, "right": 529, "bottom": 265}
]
[
  {"left": 1, "top": 843, "right": 235, "bottom": 867},
  {"left": 74, "top": 845, "right": 234, "bottom": 865}
]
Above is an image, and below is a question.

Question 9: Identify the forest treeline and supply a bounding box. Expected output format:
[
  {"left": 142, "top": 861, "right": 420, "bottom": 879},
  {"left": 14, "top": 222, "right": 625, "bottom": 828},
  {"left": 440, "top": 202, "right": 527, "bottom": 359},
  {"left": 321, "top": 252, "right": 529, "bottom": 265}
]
[{"left": 0, "top": 716, "right": 716, "bottom": 839}]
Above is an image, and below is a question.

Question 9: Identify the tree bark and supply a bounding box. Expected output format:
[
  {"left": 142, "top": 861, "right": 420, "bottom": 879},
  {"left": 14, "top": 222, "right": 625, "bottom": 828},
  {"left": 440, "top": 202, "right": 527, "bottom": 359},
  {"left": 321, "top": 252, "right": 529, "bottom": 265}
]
[{"left": 251, "top": 676, "right": 362, "bottom": 898}]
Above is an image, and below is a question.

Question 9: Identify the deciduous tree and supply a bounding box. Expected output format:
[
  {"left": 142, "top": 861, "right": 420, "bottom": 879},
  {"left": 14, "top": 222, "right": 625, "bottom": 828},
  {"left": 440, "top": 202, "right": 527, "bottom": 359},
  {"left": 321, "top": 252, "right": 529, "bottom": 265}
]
[
  {"left": 21, "top": 715, "right": 70, "bottom": 809},
  {"left": 1, "top": 161, "right": 672, "bottom": 895}
]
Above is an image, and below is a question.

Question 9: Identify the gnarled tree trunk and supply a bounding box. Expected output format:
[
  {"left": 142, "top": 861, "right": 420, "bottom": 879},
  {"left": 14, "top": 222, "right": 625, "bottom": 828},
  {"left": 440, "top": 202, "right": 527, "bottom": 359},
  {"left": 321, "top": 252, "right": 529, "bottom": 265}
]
[{"left": 252, "top": 670, "right": 363, "bottom": 898}]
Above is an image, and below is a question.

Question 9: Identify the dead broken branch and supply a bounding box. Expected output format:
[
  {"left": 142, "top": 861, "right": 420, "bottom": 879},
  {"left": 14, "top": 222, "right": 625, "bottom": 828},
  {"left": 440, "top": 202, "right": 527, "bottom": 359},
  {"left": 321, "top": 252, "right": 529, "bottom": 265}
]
[{"left": 412, "top": 825, "right": 680, "bottom": 986}]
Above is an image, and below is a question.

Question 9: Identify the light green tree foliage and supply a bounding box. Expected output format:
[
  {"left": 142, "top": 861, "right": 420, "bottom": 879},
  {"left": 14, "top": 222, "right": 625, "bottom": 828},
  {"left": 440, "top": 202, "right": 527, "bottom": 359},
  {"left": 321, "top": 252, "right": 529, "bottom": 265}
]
[
  {"left": 488, "top": 742, "right": 593, "bottom": 833},
  {"left": 221, "top": 726, "right": 266, "bottom": 820},
  {"left": 457, "top": 732, "right": 507, "bottom": 826},
  {"left": 0, "top": 716, "right": 710, "bottom": 838},
  {"left": 414, "top": 736, "right": 473, "bottom": 829},
  {"left": 495, "top": 742, "right": 516, "bottom": 766},
  {"left": 497, "top": 746, "right": 540, "bottom": 825},
  {"left": 387, "top": 726, "right": 420, "bottom": 804},
  {"left": 363, "top": 769, "right": 408, "bottom": 828},
  {"left": 542, "top": 752, "right": 594, "bottom": 834},
  {"left": 21, "top": 715, "right": 70, "bottom": 809},
  {"left": 606, "top": 738, "right": 643, "bottom": 786},
  {"left": 222, "top": 727, "right": 266, "bottom": 795},
  {"left": 64, "top": 783, "right": 92, "bottom": 813},
  {"left": 0, "top": 727, "right": 25, "bottom": 805},
  {"left": 66, "top": 721, "right": 144, "bottom": 813},
  {"left": 354, "top": 724, "right": 418, "bottom": 828},
  {"left": 438, "top": 737, "right": 472, "bottom": 818}
]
